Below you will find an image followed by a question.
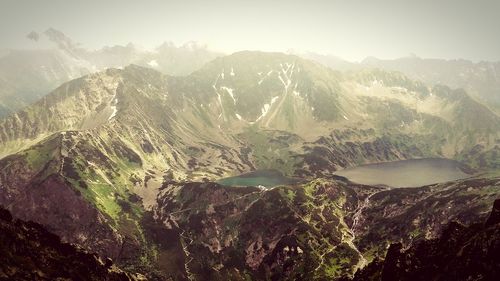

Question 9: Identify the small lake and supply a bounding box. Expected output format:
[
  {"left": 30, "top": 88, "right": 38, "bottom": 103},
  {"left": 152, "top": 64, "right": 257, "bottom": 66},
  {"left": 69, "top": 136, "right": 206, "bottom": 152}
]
[
  {"left": 217, "top": 170, "right": 299, "bottom": 188},
  {"left": 334, "top": 158, "right": 471, "bottom": 188}
]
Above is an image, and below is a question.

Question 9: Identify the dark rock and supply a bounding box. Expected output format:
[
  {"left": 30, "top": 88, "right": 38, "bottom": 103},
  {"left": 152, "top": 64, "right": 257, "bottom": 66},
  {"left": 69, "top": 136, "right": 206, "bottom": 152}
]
[{"left": 0, "top": 206, "right": 145, "bottom": 281}]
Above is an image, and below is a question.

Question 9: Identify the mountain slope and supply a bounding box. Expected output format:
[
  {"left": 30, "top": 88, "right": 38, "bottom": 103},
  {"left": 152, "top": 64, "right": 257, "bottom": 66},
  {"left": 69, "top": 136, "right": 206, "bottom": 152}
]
[{"left": 2, "top": 51, "right": 499, "bottom": 172}]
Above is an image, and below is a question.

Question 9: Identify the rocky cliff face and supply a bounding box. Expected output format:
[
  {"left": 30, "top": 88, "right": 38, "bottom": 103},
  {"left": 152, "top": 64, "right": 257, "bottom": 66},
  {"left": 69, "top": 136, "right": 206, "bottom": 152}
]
[
  {"left": 353, "top": 176, "right": 500, "bottom": 261},
  {"left": 0, "top": 206, "right": 146, "bottom": 281},
  {"left": 0, "top": 133, "right": 140, "bottom": 262},
  {"left": 352, "top": 199, "right": 500, "bottom": 281}
]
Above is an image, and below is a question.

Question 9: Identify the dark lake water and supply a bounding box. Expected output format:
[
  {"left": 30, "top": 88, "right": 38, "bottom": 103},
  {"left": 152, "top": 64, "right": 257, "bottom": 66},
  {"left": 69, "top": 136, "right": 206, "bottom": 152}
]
[
  {"left": 334, "top": 158, "right": 471, "bottom": 187},
  {"left": 217, "top": 170, "right": 299, "bottom": 188}
]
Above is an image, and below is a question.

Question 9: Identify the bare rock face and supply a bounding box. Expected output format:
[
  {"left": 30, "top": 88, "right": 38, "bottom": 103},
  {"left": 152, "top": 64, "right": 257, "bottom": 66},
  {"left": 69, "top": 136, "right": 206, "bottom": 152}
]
[
  {"left": 486, "top": 198, "right": 500, "bottom": 226},
  {"left": 3, "top": 174, "right": 122, "bottom": 259},
  {"left": 353, "top": 177, "right": 500, "bottom": 259},
  {"left": 0, "top": 206, "right": 146, "bottom": 281},
  {"left": 0, "top": 135, "right": 124, "bottom": 260},
  {"left": 353, "top": 199, "right": 500, "bottom": 281}
]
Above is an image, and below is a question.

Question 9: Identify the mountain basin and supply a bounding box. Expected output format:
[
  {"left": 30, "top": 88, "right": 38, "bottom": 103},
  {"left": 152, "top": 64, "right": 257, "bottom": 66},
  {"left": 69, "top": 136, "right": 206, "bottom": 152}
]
[
  {"left": 334, "top": 158, "right": 472, "bottom": 188},
  {"left": 217, "top": 169, "right": 300, "bottom": 188}
]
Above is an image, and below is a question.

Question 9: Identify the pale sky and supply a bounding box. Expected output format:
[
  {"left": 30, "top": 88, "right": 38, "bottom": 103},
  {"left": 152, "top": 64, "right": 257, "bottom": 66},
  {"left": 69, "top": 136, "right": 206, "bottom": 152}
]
[{"left": 1, "top": 0, "right": 499, "bottom": 62}]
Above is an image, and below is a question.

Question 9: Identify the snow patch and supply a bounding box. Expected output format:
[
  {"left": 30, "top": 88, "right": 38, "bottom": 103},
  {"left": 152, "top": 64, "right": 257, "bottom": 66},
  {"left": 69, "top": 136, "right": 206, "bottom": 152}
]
[
  {"left": 255, "top": 96, "right": 279, "bottom": 122},
  {"left": 258, "top": 70, "right": 273, "bottom": 85},
  {"left": 392, "top": 86, "right": 408, "bottom": 93},
  {"left": 293, "top": 83, "right": 300, "bottom": 96},
  {"left": 221, "top": 86, "right": 236, "bottom": 104},
  {"left": 270, "top": 96, "right": 279, "bottom": 104},
  {"left": 343, "top": 115, "right": 349, "bottom": 120},
  {"left": 212, "top": 73, "right": 225, "bottom": 120},
  {"left": 108, "top": 106, "right": 117, "bottom": 120},
  {"left": 212, "top": 73, "right": 221, "bottom": 90},
  {"left": 147, "top": 60, "right": 159, "bottom": 68},
  {"left": 108, "top": 98, "right": 118, "bottom": 121},
  {"left": 278, "top": 62, "right": 294, "bottom": 90},
  {"left": 235, "top": 113, "right": 242, "bottom": 120},
  {"left": 230, "top": 67, "right": 235, "bottom": 76}
]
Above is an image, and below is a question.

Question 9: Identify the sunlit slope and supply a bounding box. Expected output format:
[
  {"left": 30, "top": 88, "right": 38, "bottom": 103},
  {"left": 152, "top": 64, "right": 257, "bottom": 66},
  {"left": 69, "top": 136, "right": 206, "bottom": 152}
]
[{"left": 0, "top": 51, "right": 499, "bottom": 182}]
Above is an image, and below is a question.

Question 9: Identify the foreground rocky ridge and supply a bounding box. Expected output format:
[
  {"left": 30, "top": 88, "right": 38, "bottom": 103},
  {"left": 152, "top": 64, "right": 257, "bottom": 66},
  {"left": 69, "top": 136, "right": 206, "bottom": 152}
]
[
  {"left": 353, "top": 176, "right": 500, "bottom": 259},
  {"left": 149, "top": 177, "right": 500, "bottom": 280},
  {"left": 0, "top": 206, "right": 145, "bottom": 281},
  {"left": 151, "top": 179, "right": 375, "bottom": 280},
  {"left": 352, "top": 199, "right": 500, "bottom": 281},
  {"left": 1, "top": 176, "right": 498, "bottom": 280}
]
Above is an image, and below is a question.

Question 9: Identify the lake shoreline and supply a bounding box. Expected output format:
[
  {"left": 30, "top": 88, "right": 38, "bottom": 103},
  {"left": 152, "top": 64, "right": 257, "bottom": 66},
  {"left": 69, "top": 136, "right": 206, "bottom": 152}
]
[{"left": 334, "top": 158, "right": 472, "bottom": 188}]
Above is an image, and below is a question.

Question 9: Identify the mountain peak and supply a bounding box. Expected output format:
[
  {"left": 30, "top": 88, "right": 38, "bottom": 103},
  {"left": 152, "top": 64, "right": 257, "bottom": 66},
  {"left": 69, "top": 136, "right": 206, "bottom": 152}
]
[{"left": 486, "top": 199, "right": 500, "bottom": 226}]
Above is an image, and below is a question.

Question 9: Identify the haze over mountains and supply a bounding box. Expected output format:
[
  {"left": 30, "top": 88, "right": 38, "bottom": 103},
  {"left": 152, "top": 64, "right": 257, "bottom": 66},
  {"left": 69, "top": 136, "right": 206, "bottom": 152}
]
[
  {"left": 0, "top": 28, "right": 499, "bottom": 280},
  {"left": 0, "top": 28, "right": 221, "bottom": 117},
  {"left": 300, "top": 52, "right": 500, "bottom": 113},
  {"left": 3, "top": 28, "right": 500, "bottom": 118}
]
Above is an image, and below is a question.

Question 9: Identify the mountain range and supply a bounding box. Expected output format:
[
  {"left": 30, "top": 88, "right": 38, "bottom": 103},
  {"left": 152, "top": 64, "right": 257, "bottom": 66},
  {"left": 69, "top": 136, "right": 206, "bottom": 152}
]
[
  {"left": 0, "top": 49, "right": 499, "bottom": 280},
  {"left": 300, "top": 52, "right": 500, "bottom": 113},
  {"left": 0, "top": 28, "right": 221, "bottom": 117}
]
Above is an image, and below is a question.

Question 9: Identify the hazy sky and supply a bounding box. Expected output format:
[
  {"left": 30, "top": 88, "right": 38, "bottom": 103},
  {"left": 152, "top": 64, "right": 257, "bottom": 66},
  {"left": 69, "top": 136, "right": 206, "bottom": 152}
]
[{"left": 1, "top": 0, "right": 499, "bottom": 62}]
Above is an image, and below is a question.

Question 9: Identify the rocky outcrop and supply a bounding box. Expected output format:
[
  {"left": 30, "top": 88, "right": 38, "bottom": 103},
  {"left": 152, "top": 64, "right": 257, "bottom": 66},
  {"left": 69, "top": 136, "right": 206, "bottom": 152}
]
[
  {"left": 152, "top": 179, "right": 371, "bottom": 280},
  {"left": 352, "top": 199, "right": 500, "bottom": 281},
  {"left": 0, "top": 135, "right": 125, "bottom": 260},
  {"left": 353, "top": 177, "right": 500, "bottom": 259},
  {"left": 0, "top": 206, "right": 146, "bottom": 281}
]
